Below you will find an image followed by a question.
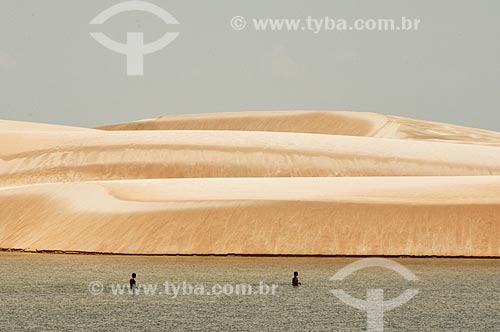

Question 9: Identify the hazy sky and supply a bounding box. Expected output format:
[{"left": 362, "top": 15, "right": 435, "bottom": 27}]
[{"left": 0, "top": 0, "right": 499, "bottom": 130}]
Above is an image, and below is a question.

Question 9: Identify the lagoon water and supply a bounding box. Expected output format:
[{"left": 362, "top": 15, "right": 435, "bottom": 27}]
[{"left": 0, "top": 253, "right": 499, "bottom": 331}]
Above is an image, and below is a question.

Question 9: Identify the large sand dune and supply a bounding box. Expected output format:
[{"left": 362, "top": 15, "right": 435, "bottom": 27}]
[
  {"left": 2, "top": 111, "right": 500, "bottom": 256},
  {"left": 1, "top": 177, "right": 499, "bottom": 256},
  {"left": 3, "top": 129, "right": 500, "bottom": 186},
  {"left": 97, "top": 111, "right": 500, "bottom": 146},
  {"left": 0, "top": 120, "right": 95, "bottom": 155}
]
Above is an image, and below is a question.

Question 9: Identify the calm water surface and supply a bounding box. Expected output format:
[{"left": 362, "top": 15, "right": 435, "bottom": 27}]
[{"left": 0, "top": 253, "right": 499, "bottom": 331}]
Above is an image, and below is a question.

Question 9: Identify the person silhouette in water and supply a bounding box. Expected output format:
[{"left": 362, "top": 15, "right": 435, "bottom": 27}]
[
  {"left": 130, "top": 273, "right": 137, "bottom": 291},
  {"left": 292, "top": 271, "right": 301, "bottom": 287}
]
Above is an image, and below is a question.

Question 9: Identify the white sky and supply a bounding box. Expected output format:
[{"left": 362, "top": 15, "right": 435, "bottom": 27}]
[{"left": 0, "top": 0, "right": 499, "bottom": 130}]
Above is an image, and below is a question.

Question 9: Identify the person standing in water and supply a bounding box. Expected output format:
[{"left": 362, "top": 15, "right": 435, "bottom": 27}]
[
  {"left": 130, "top": 273, "right": 137, "bottom": 291},
  {"left": 292, "top": 271, "right": 301, "bottom": 287}
]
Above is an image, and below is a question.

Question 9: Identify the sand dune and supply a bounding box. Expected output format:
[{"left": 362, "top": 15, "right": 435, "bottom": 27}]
[
  {"left": 1, "top": 177, "right": 499, "bottom": 256},
  {"left": 3, "top": 129, "right": 500, "bottom": 185},
  {"left": 2, "top": 112, "right": 500, "bottom": 257},
  {"left": 0, "top": 119, "right": 91, "bottom": 133},
  {"left": 97, "top": 111, "right": 500, "bottom": 146},
  {"left": 97, "top": 111, "right": 387, "bottom": 137},
  {"left": 0, "top": 120, "right": 96, "bottom": 156}
]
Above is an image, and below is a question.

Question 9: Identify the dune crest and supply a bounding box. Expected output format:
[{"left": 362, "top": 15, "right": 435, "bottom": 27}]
[
  {"left": 97, "top": 111, "right": 387, "bottom": 137},
  {"left": 2, "top": 130, "right": 500, "bottom": 185},
  {"left": 97, "top": 111, "right": 500, "bottom": 146}
]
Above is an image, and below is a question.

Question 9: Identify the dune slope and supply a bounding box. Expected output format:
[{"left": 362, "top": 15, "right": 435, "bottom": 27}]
[
  {"left": 97, "top": 111, "right": 387, "bottom": 137},
  {"left": 97, "top": 111, "right": 500, "bottom": 146},
  {"left": 1, "top": 177, "right": 499, "bottom": 256},
  {"left": 2, "top": 130, "right": 500, "bottom": 185}
]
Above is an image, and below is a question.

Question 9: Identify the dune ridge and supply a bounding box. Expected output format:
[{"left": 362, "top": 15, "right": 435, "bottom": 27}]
[
  {"left": 97, "top": 111, "right": 500, "bottom": 146},
  {"left": 97, "top": 111, "right": 387, "bottom": 137},
  {"left": 2, "top": 129, "right": 500, "bottom": 186}
]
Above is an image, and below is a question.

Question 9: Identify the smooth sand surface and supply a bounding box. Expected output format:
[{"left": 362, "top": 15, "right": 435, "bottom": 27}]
[
  {"left": 97, "top": 111, "right": 500, "bottom": 146},
  {"left": 0, "top": 120, "right": 96, "bottom": 155},
  {"left": 97, "top": 111, "right": 388, "bottom": 136},
  {"left": 1, "top": 177, "right": 499, "bottom": 256},
  {"left": 3, "top": 129, "right": 500, "bottom": 186},
  {"left": 2, "top": 111, "right": 500, "bottom": 256}
]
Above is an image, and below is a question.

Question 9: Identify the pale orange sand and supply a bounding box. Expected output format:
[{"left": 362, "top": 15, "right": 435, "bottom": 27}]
[
  {"left": 2, "top": 112, "right": 500, "bottom": 257},
  {"left": 1, "top": 177, "right": 499, "bottom": 256},
  {"left": 97, "top": 111, "right": 500, "bottom": 146},
  {"left": 2, "top": 129, "right": 500, "bottom": 186},
  {"left": 0, "top": 119, "right": 95, "bottom": 155}
]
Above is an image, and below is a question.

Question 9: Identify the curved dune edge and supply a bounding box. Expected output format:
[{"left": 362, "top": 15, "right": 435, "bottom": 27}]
[
  {"left": 0, "top": 119, "right": 93, "bottom": 132},
  {"left": 96, "top": 111, "right": 500, "bottom": 146},
  {"left": 1, "top": 177, "right": 499, "bottom": 257},
  {"left": 0, "top": 120, "right": 97, "bottom": 156},
  {"left": 97, "top": 111, "right": 387, "bottom": 137},
  {"left": 3, "top": 129, "right": 500, "bottom": 186}
]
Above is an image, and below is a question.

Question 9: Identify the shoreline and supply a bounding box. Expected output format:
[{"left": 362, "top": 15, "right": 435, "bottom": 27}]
[{"left": 2, "top": 248, "right": 499, "bottom": 259}]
